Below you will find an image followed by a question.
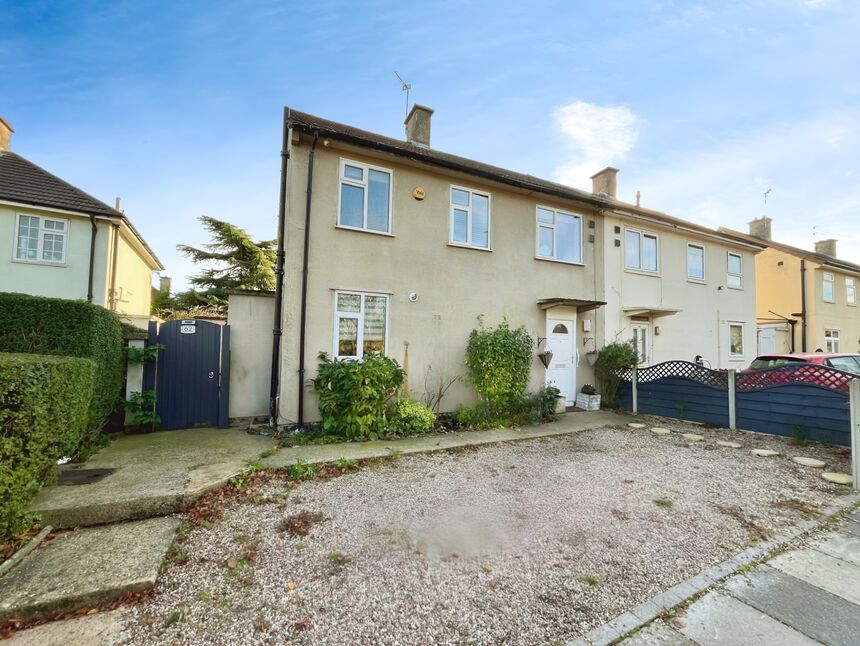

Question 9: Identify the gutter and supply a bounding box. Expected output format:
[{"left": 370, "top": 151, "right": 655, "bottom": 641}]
[
  {"left": 297, "top": 129, "right": 320, "bottom": 429},
  {"left": 800, "top": 259, "right": 808, "bottom": 352},
  {"left": 87, "top": 215, "right": 97, "bottom": 302},
  {"left": 269, "top": 109, "right": 292, "bottom": 426},
  {"left": 109, "top": 223, "right": 120, "bottom": 310}
]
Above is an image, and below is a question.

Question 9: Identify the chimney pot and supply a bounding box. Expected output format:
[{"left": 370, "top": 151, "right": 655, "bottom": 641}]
[
  {"left": 0, "top": 117, "right": 14, "bottom": 152},
  {"left": 404, "top": 104, "right": 434, "bottom": 147},
  {"left": 590, "top": 167, "right": 619, "bottom": 198},
  {"left": 815, "top": 238, "right": 837, "bottom": 258},
  {"left": 748, "top": 216, "right": 772, "bottom": 241}
]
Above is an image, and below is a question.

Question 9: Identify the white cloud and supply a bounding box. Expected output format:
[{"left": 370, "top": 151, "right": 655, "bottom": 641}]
[
  {"left": 802, "top": 0, "right": 836, "bottom": 8},
  {"left": 552, "top": 101, "right": 639, "bottom": 189}
]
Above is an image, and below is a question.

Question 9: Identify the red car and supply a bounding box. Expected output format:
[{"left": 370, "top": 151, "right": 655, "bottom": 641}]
[
  {"left": 740, "top": 352, "right": 860, "bottom": 392},
  {"left": 747, "top": 353, "right": 860, "bottom": 375}
]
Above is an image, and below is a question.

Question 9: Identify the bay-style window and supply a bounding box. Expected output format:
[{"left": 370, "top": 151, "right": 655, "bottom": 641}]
[
  {"left": 727, "top": 252, "right": 743, "bottom": 288},
  {"left": 823, "top": 272, "right": 834, "bottom": 302},
  {"left": 338, "top": 160, "right": 392, "bottom": 234},
  {"left": 536, "top": 207, "right": 582, "bottom": 263},
  {"left": 625, "top": 228, "right": 658, "bottom": 272},
  {"left": 14, "top": 214, "right": 68, "bottom": 264},
  {"left": 687, "top": 243, "right": 705, "bottom": 281},
  {"left": 333, "top": 291, "right": 389, "bottom": 359},
  {"left": 450, "top": 186, "right": 490, "bottom": 249}
]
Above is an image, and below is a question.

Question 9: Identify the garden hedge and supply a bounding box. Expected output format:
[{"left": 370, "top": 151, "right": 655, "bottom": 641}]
[
  {"left": 0, "top": 292, "right": 124, "bottom": 444},
  {"left": 0, "top": 353, "right": 94, "bottom": 540}
]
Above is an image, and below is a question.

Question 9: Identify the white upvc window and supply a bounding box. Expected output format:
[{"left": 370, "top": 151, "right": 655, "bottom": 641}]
[
  {"left": 687, "top": 243, "right": 705, "bottom": 281},
  {"left": 847, "top": 278, "right": 856, "bottom": 306},
  {"left": 823, "top": 272, "right": 835, "bottom": 303},
  {"left": 450, "top": 186, "right": 490, "bottom": 249},
  {"left": 338, "top": 159, "right": 392, "bottom": 234},
  {"left": 14, "top": 214, "right": 68, "bottom": 264},
  {"left": 535, "top": 206, "right": 582, "bottom": 263},
  {"left": 333, "top": 291, "right": 389, "bottom": 360},
  {"left": 727, "top": 252, "right": 743, "bottom": 288},
  {"left": 729, "top": 322, "right": 744, "bottom": 357},
  {"left": 624, "top": 228, "right": 659, "bottom": 272},
  {"left": 825, "top": 328, "right": 840, "bottom": 352}
]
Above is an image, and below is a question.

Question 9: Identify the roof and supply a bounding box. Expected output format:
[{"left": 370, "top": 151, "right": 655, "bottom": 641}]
[
  {"left": 0, "top": 149, "right": 163, "bottom": 269},
  {"left": 719, "top": 227, "right": 860, "bottom": 276},
  {"left": 284, "top": 108, "right": 765, "bottom": 251}
]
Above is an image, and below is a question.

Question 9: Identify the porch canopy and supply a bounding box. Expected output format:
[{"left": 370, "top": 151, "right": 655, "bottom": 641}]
[
  {"left": 537, "top": 298, "right": 606, "bottom": 313},
  {"left": 623, "top": 306, "right": 682, "bottom": 318}
]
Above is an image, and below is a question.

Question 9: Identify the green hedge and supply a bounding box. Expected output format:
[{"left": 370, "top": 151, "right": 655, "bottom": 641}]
[
  {"left": 0, "top": 353, "right": 94, "bottom": 540},
  {"left": 0, "top": 293, "right": 124, "bottom": 444}
]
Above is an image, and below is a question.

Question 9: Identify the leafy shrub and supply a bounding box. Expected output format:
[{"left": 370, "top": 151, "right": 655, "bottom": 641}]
[
  {"left": 386, "top": 398, "right": 436, "bottom": 436},
  {"left": 123, "top": 390, "right": 161, "bottom": 427},
  {"left": 0, "top": 293, "right": 124, "bottom": 445},
  {"left": 313, "top": 352, "right": 404, "bottom": 440},
  {"left": 464, "top": 319, "right": 534, "bottom": 412},
  {"left": 580, "top": 384, "right": 597, "bottom": 395},
  {"left": 594, "top": 341, "right": 639, "bottom": 407},
  {"left": 531, "top": 385, "right": 561, "bottom": 421},
  {"left": 0, "top": 353, "right": 94, "bottom": 540},
  {"left": 454, "top": 385, "right": 559, "bottom": 430}
]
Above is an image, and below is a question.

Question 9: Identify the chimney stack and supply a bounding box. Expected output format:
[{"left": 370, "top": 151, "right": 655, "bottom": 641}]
[
  {"left": 815, "top": 239, "right": 837, "bottom": 258},
  {"left": 0, "top": 117, "right": 13, "bottom": 152},
  {"left": 590, "top": 167, "right": 619, "bottom": 198},
  {"left": 404, "top": 104, "right": 433, "bottom": 147},
  {"left": 748, "top": 216, "right": 772, "bottom": 241},
  {"left": 159, "top": 276, "right": 172, "bottom": 295}
]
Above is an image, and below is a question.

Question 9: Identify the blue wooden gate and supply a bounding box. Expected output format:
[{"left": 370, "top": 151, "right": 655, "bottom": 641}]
[{"left": 146, "top": 319, "right": 230, "bottom": 430}]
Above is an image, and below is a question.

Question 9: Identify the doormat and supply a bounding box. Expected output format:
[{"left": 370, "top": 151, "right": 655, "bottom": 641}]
[{"left": 56, "top": 467, "right": 115, "bottom": 486}]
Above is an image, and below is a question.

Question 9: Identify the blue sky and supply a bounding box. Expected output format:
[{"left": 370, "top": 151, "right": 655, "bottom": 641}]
[{"left": 3, "top": 0, "right": 859, "bottom": 290}]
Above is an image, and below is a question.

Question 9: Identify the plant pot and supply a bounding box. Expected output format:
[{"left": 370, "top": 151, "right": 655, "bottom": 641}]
[
  {"left": 575, "top": 393, "right": 601, "bottom": 411},
  {"left": 585, "top": 352, "right": 599, "bottom": 367},
  {"left": 554, "top": 394, "right": 567, "bottom": 414}
]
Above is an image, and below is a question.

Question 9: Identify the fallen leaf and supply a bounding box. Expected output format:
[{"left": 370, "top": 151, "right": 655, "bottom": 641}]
[
  {"left": 226, "top": 558, "right": 237, "bottom": 569},
  {"left": 294, "top": 618, "right": 312, "bottom": 631},
  {"left": 483, "top": 564, "right": 493, "bottom": 573},
  {"left": 86, "top": 608, "right": 98, "bottom": 615},
  {"left": 287, "top": 581, "right": 297, "bottom": 590}
]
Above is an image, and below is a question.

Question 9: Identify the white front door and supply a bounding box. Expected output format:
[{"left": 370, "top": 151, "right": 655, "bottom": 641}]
[
  {"left": 631, "top": 321, "right": 651, "bottom": 366},
  {"left": 758, "top": 328, "right": 777, "bottom": 354},
  {"left": 546, "top": 318, "right": 576, "bottom": 404}
]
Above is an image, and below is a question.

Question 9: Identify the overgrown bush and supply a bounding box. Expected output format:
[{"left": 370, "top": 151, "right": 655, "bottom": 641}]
[
  {"left": 454, "top": 385, "right": 559, "bottom": 430},
  {"left": 0, "top": 353, "right": 94, "bottom": 540},
  {"left": 386, "top": 398, "right": 436, "bottom": 436},
  {"left": 0, "top": 293, "right": 124, "bottom": 445},
  {"left": 593, "top": 340, "right": 639, "bottom": 407},
  {"left": 464, "top": 319, "right": 534, "bottom": 412},
  {"left": 313, "top": 352, "right": 404, "bottom": 440}
]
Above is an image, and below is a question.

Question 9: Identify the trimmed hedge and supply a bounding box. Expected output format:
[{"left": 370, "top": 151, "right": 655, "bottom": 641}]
[
  {"left": 0, "top": 293, "right": 124, "bottom": 444},
  {"left": 0, "top": 353, "right": 94, "bottom": 540}
]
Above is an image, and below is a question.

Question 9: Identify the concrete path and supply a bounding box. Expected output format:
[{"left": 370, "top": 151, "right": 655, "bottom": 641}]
[{"left": 614, "top": 509, "right": 860, "bottom": 646}]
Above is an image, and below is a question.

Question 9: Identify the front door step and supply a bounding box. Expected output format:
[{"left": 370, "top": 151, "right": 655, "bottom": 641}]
[{"left": 0, "top": 517, "right": 179, "bottom": 623}]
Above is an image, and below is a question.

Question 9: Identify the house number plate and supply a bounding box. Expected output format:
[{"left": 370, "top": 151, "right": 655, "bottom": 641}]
[{"left": 180, "top": 325, "right": 196, "bottom": 334}]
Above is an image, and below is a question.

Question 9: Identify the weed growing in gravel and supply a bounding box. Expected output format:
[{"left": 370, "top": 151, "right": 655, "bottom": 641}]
[
  {"left": 278, "top": 511, "right": 327, "bottom": 536},
  {"left": 654, "top": 497, "right": 674, "bottom": 509},
  {"left": 229, "top": 459, "right": 263, "bottom": 490},
  {"left": 386, "top": 449, "right": 402, "bottom": 462},
  {"left": 583, "top": 574, "right": 600, "bottom": 587},
  {"left": 196, "top": 590, "right": 212, "bottom": 603},
  {"left": 334, "top": 458, "right": 359, "bottom": 471},
  {"left": 772, "top": 499, "right": 819, "bottom": 518},
  {"left": 791, "top": 425, "right": 811, "bottom": 446},
  {"left": 287, "top": 459, "right": 319, "bottom": 481},
  {"left": 714, "top": 504, "right": 768, "bottom": 540},
  {"left": 164, "top": 606, "right": 188, "bottom": 627},
  {"left": 326, "top": 550, "right": 352, "bottom": 570}
]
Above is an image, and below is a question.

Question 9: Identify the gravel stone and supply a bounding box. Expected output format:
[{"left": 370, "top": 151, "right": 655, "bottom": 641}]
[{"left": 120, "top": 422, "right": 848, "bottom": 646}]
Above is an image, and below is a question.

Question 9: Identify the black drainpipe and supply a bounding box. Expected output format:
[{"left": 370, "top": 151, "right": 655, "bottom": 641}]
[
  {"left": 800, "top": 259, "right": 808, "bottom": 352},
  {"left": 297, "top": 129, "right": 320, "bottom": 429},
  {"left": 269, "top": 110, "right": 292, "bottom": 426},
  {"left": 87, "top": 215, "right": 97, "bottom": 302}
]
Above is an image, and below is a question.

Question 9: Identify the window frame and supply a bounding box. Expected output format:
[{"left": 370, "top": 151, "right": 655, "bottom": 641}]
[
  {"left": 534, "top": 205, "right": 583, "bottom": 265},
  {"left": 448, "top": 184, "right": 492, "bottom": 251},
  {"left": 624, "top": 227, "right": 659, "bottom": 274},
  {"left": 332, "top": 290, "right": 390, "bottom": 361},
  {"left": 12, "top": 213, "right": 69, "bottom": 265},
  {"left": 823, "top": 272, "right": 835, "bottom": 303},
  {"left": 824, "top": 328, "right": 840, "bottom": 353},
  {"left": 846, "top": 277, "right": 856, "bottom": 306},
  {"left": 728, "top": 322, "right": 745, "bottom": 358},
  {"left": 726, "top": 252, "right": 743, "bottom": 289},
  {"left": 686, "top": 242, "right": 706, "bottom": 282},
  {"left": 336, "top": 158, "right": 394, "bottom": 235}
]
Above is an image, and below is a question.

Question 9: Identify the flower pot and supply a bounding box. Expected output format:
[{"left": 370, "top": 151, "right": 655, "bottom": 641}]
[
  {"left": 585, "top": 352, "right": 599, "bottom": 367},
  {"left": 575, "top": 393, "right": 601, "bottom": 411},
  {"left": 554, "top": 394, "right": 567, "bottom": 414}
]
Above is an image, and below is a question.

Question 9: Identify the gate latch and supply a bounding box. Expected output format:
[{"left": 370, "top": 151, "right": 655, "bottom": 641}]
[{"left": 208, "top": 371, "right": 215, "bottom": 379}]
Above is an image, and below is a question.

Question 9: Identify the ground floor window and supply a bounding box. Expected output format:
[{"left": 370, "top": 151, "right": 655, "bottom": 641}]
[
  {"left": 824, "top": 328, "right": 840, "bottom": 353},
  {"left": 333, "top": 291, "right": 389, "bottom": 359},
  {"left": 729, "top": 323, "right": 744, "bottom": 357}
]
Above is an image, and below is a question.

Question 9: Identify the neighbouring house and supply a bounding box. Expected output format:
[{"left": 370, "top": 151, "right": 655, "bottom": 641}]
[
  {"left": 231, "top": 107, "right": 762, "bottom": 425},
  {"left": 721, "top": 217, "right": 860, "bottom": 356},
  {"left": 0, "top": 117, "right": 163, "bottom": 327}
]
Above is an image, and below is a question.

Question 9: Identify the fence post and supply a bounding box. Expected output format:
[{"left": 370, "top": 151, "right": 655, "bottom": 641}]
[
  {"left": 728, "top": 369, "right": 737, "bottom": 430},
  {"left": 632, "top": 366, "right": 639, "bottom": 414},
  {"left": 850, "top": 379, "right": 860, "bottom": 490}
]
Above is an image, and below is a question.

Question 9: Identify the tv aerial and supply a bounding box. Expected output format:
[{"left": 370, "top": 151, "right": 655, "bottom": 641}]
[{"left": 394, "top": 71, "right": 411, "bottom": 118}]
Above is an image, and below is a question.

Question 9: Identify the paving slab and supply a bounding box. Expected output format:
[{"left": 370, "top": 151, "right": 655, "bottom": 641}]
[
  {"left": 5, "top": 609, "right": 129, "bottom": 645},
  {"left": 821, "top": 472, "right": 852, "bottom": 485},
  {"left": 650, "top": 427, "right": 671, "bottom": 435},
  {"left": 769, "top": 548, "right": 860, "bottom": 605},
  {"left": 751, "top": 449, "right": 780, "bottom": 457},
  {"left": 724, "top": 564, "right": 860, "bottom": 645},
  {"left": 628, "top": 422, "right": 647, "bottom": 428},
  {"left": 678, "top": 590, "right": 819, "bottom": 646},
  {"left": 0, "top": 517, "right": 179, "bottom": 623},
  {"left": 619, "top": 621, "right": 695, "bottom": 645},
  {"left": 838, "top": 518, "right": 860, "bottom": 539},
  {"left": 809, "top": 530, "right": 860, "bottom": 567},
  {"left": 716, "top": 441, "right": 741, "bottom": 448},
  {"left": 791, "top": 457, "right": 826, "bottom": 468},
  {"left": 681, "top": 433, "right": 704, "bottom": 441}
]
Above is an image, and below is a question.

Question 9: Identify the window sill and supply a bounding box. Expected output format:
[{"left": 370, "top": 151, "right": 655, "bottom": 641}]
[
  {"left": 624, "top": 267, "right": 660, "bottom": 277},
  {"left": 726, "top": 284, "right": 744, "bottom": 291},
  {"left": 823, "top": 300, "right": 835, "bottom": 304},
  {"left": 11, "top": 257, "right": 67, "bottom": 268},
  {"left": 728, "top": 356, "right": 745, "bottom": 361},
  {"left": 535, "top": 255, "right": 584, "bottom": 267},
  {"left": 687, "top": 278, "right": 707, "bottom": 285},
  {"left": 447, "top": 242, "right": 492, "bottom": 252},
  {"left": 335, "top": 224, "right": 395, "bottom": 238}
]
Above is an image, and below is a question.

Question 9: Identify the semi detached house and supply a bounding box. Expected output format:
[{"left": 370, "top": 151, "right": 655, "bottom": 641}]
[{"left": 263, "top": 107, "right": 763, "bottom": 425}]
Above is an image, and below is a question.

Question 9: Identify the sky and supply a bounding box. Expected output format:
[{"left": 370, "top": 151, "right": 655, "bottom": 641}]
[{"left": 3, "top": 0, "right": 859, "bottom": 290}]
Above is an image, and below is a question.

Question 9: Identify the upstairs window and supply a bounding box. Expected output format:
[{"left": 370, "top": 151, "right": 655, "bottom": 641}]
[
  {"left": 727, "top": 252, "right": 743, "bottom": 288},
  {"left": 536, "top": 207, "right": 582, "bottom": 263},
  {"left": 823, "top": 272, "right": 835, "bottom": 302},
  {"left": 333, "top": 291, "right": 389, "bottom": 360},
  {"left": 687, "top": 243, "right": 705, "bottom": 281},
  {"left": 15, "top": 214, "right": 67, "bottom": 264},
  {"left": 625, "top": 228, "right": 658, "bottom": 272},
  {"left": 450, "top": 186, "right": 490, "bottom": 249},
  {"left": 847, "top": 278, "right": 856, "bottom": 306},
  {"left": 338, "top": 160, "right": 392, "bottom": 234}
]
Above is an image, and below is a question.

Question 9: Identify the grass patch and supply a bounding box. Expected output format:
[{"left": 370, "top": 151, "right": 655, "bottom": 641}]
[
  {"left": 654, "top": 497, "right": 674, "bottom": 509},
  {"left": 583, "top": 574, "right": 600, "bottom": 587}
]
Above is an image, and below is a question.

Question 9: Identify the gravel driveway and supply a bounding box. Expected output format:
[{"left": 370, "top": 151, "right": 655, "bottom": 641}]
[{"left": 121, "top": 420, "right": 851, "bottom": 645}]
